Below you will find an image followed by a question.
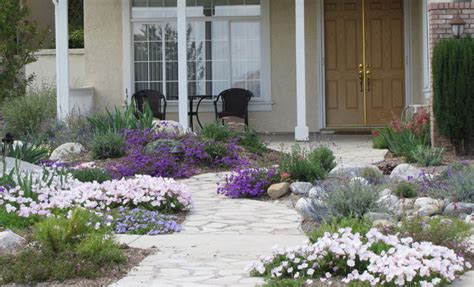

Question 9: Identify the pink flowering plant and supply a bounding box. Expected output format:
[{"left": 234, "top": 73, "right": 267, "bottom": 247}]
[
  {"left": 0, "top": 169, "right": 192, "bottom": 218},
  {"left": 247, "top": 228, "right": 471, "bottom": 286}
]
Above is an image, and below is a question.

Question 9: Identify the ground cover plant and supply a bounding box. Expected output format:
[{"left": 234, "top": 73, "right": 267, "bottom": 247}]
[
  {"left": 113, "top": 207, "right": 182, "bottom": 235},
  {"left": 217, "top": 167, "right": 279, "bottom": 198},
  {"left": 0, "top": 209, "right": 126, "bottom": 284}
]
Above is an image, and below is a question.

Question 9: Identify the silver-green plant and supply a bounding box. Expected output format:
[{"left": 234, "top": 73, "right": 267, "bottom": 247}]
[{"left": 412, "top": 145, "right": 444, "bottom": 167}]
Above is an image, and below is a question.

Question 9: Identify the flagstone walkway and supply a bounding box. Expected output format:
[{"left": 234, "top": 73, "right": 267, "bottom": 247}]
[{"left": 112, "top": 172, "right": 307, "bottom": 287}]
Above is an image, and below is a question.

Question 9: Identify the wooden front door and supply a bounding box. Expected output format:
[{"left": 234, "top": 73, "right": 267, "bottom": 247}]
[{"left": 324, "top": 0, "right": 405, "bottom": 127}]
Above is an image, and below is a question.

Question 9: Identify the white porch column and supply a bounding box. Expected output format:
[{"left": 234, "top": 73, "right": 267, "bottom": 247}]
[
  {"left": 422, "top": 0, "right": 431, "bottom": 101},
  {"left": 295, "top": 0, "right": 309, "bottom": 141},
  {"left": 53, "top": 0, "right": 70, "bottom": 120},
  {"left": 177, "top": 0, "right": 189, "bottom": 129}
]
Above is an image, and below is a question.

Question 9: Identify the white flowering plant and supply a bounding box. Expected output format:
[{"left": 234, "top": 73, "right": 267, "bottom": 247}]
[{"left": 247, "top": 228, "right": 471, "bottom": 287}]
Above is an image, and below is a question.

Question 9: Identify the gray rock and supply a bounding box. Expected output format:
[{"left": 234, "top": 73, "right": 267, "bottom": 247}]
[
  {"left": 443, "top": 202, "right": 474, "bottom": 216},
  {"left": 366, "top": 212, "right": 392, "bottom": 222},
  {"left": 295, "top": 198, "right": 327, "bottom": 220},
  {"left": 267, "top": 182, "right": 290, "bottom": 199},
  {"left": 329, "top": 163, "right": 382, "bottom": 179},
  {"left": 389, "top": 164, "right": 423, "bottom": 182},
  {"left": 377, "top": 194, "right": 400, "bottom": 214},
  {"left": 379, "top": 188, "right": 392, "bottom": 198},
  {"left": 49, "top": 142, "right": 84, "bottom": 161},
  {"left": 308, "top": 186, "right": 326, "bottom": 199},
  {"left": 152, "top": 120, "right": 187, "bottom": 137},
  {"left": 465, "top": 214, "right": 474, "bottom": 225},
  {"left": 414, "top": 197, "right": 444, "bottom": 216},
  {"left": 373, "top": 219, "right": 395, "bottom": 230},
  {"left": 1, "top": 157, "right": 42, "bottom": 174},
  {"left": 289, "top": 182, "right": 313, "bottom": 197},
  {"left": 0, "top": 231, "right": 25, "bottom": 256}
]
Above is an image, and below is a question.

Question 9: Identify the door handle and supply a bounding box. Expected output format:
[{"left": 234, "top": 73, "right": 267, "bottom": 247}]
[
  {"left": 358, "top": 64, "right": 364, "bottom": 92},
  {"left": 366, "top": 65, "right": 371, "bottom": 92}
]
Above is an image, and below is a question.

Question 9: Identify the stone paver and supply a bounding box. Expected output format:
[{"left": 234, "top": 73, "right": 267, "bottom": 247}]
[{"left": 113, "top": 173, "right": 306, "bottom": 287}]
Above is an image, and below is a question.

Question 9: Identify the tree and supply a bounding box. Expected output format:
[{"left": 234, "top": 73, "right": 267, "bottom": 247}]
[
  {"left": 432, "top": 37, "right": 474, "bottom": 155},
  {"left": 0, "top": 0, "right": 44, "bottom": 101}
]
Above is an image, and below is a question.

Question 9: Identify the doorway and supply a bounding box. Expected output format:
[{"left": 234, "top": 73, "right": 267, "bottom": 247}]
[{"left": 324, "top": 0, "right": 405, "bottom": 127}]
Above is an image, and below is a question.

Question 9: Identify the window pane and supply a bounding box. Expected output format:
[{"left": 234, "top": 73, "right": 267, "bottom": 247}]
[
  {"left": 132, "top": 0, "right": 177, "bottom": 18},
  {"left": 186, "top": 0, "right": 260, "bottom": 17}
]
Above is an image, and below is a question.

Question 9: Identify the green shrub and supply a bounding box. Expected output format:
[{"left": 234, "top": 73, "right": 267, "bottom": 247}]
[
  {"left": 309, "top": 217, "right": 373, "bottom": 242},
  {"left": 201, "top": 121, "right": 238, "bottom": 142},
  {"left": 91, "top": 132, "right": 125, "bottom": 160},
  {"left": 361, "top": 167, "right": 383, "bottom": 185},
  {"left": 1, "top": 87, "right": 56, "bottom": 139},
  {"left": 0, "top": 207, "right": 40, "bottom": 231},
  {"left": 1, "top": 142, "right": 49, "bottom": 164},
  {"left": 398, "top": 216, "right": 472, "bottom": 259},
  {"left": 69, "top": 29, "right": 84, "bottom": 49},
  {"left": 238, "top": 130, "right": 266, "bottom": 154},
  {"left": 308, "top": 145, "right": 336, "bottom": 174},
  {"left": 204, "top": 141, "right": 229, "bottom": 162},
  {"left": 432, "top": 164, "right": 474, "bottom": 203},
  {"left": 70, "top": 168, "right": 111, "bottom": 183},
  {"left": 325, "top": 181, "right": 378, "bottom": 219},
  {"left": 87, "top": 103, "right": 154, "bottom": 135},
  {"left": 393, "top": 182, "right": 418, "bottom": 198},
  {"left": 432, "top": 37, "right": 474, "bottom": 155},
  {"left": 279, "top": 145, "right": 327, "bottom": 182},
  {"left": 372, "top": 131, "right": 388, "bottom": 149},
  {"left": 379, "top": 127, "right": 430, "bottom": 162},
  {"left": 411, "top": 145, "right": 444, "bottom": 167}
]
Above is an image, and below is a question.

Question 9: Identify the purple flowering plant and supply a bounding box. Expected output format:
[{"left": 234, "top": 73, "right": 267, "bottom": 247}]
[
  {"left": 217, "top": 167, "right": 279, "bottom": 198},
  {"left": 113, "top": 207, "right": 182, "bottom": 235}
]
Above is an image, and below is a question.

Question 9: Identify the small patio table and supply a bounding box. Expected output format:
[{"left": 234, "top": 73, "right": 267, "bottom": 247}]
[{"left": 188, "top": 95, "right": 214, "bottom": 130}]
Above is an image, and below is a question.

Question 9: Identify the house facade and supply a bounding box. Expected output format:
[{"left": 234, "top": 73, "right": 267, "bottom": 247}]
[{"left": 25, "top": 0, "right": 471, "bottom": 141}]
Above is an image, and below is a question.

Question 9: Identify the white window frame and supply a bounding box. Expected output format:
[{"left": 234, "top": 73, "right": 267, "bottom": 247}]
[{"left": 122, "top": 0, "right": 272, "bottom": 112}]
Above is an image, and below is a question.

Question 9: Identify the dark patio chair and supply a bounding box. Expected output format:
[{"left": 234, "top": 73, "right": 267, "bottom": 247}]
[
  {"left": 213, "top": 88, "right": 253, "bottom": 126},
  {"left": 132, "top": 90, "right": 167, "bottom": 120}
]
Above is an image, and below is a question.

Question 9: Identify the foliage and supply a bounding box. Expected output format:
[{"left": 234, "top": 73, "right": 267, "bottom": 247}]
[
  {"left": 248, "top": 228, "right": 470, "bottom": 286},
  {"left": 309, "top": 217, "right": 373, "bottom": 242},
  {"left": 372, "top": 130, "right": 388, "bottom": 149},
  {"left": 398, "top": 216, "right": 473, "bottom": 260},
  {"left": 432, "top": 37, "right": 474, "bottom": 155},
  {"left": 411, "top": 145, "right": 444, "bottom": 167},
  {"left": 70, "top": 168, "right": 111, "bottom": 183},
  {"left": 427, "top": 164, "right": 474, "bottom": 203},
  {"left": 0, "top": 206, "right": 40, "bottom": 231},
  {"left": 393, "top": 182, "right": 418, "bottom": 199},
  {"left": 325, "top": 180, "right": 378, "bottom": 219},
  {"left": 91, "top": 132, "right": 126, "bottom": 160},
  {"left": 201, "top": 121, "right": 238, "bottom": 142},
  {"left": 113, "top": 207, "right": 182, "bottom": 235},
  {"left": 361, "top": 168, "right": 383, "bottom": 185},
  {"left": 217, "top": 168, "right": 278, "bottom": 198},
  {"left": 86, "top": 103, "right": 154, "bottom": 135},
  {"left": 279, "top": 145, "right": 335, "bottom": 182},
  {"left": 238, "top": 130, "right": 267, "bottom": 154},
  {"left": 1, "top": 87, "right": 56, "bottom": 139},
  {"left": 377, "top": 109, "right": 431, "bottom": 162},
  {"left": 1, "top": 142, "right": 50, "bottom": 164},
  {"left": 0, "top": 209, "right": 124, "bottom": 284},
  {"left": 69, "top": 29, "right": 84, "bottom": 49},
  {"left": 0, "top": 0, "right": 44, "bottom": 100}
]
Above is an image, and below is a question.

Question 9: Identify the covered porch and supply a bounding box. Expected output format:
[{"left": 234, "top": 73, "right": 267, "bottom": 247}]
[{"left": 51, "top": 0, "right": 432, "bottom": 140}]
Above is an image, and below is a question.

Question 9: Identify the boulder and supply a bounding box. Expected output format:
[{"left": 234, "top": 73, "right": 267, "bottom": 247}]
[
  {"left": 0, "top": 231, "right": 25, "bottom": 256},
  {"left": 152, "top": 120, "right": 186, "bottom": 137},
  {"left": 465, "top": 214, "right": 474, "bottom": 225},
  {"left": 309, "top": 186, "right": 326, "bottom": 199},
  {"left": 366, "top": 212, "right": 392, "bottom": 222},
  {"left": 443, "top": 202, "right": 474, "bottom": 217},
  {"left": 329, "top": 163, "right": 382, "bottom": 179},
  {"left": 267, "top": 183, "right": 290, "bottom": 199},
  {"left": 373, "top": 219, "right": 395, "bottom": 230},
  {"left": 295, "top": 198, "right": 327, "bottom": 220},
  {"left": 49, "top": 142, "right": 84, "bottom": 161},
  {"left": 414, "top": 197, "right": 444, "bottom": 216},
  {"left": 290, "top": 182, "right": 313, "bottom": 197},
  {"left": 377, "top": 194, "right": 400, "bottom": 215},
  {"left": 389, "top": 164, "right": 423, "bottom": 182},
  {"left": 1, "top": 157, "right": 42, "bottom": 174}
]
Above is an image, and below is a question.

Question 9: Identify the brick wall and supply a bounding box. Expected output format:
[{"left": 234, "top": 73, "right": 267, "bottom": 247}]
[{"left": 429, "top": 2, "right": 474, "bottom": 154}]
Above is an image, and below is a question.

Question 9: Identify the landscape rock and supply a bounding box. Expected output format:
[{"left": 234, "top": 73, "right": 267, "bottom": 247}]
[
  {"left": 152, "top": 120, "right": 187, "bottom": 137},
  {"left": 329, "top": 163, "right": 382, "bottom": 179},
  {"left": 308, "top": 186, "right": 326, "bottom": 199},
  {"left": 443, "top": 202, "right": 474, "bottom": 217},
  {"left": 373, "top": 219, "right": 395, "bottom": 230},
  {"left": 414, "top": 197, "right": 444, "bottom": 216},
  {"left": 377, "top": 194, "right": 400, "bottom": 214},
  {"left": 295, "top": 198, "right": 327, "bottom": 220},
  {"left": 465, "top": 214, "right": 474, "bottom": 225},
  {"left": 267, "top": 183, "right": 290, "bottom": 199},
  {"left": 0, "top": 231, "right": 26, "bottom": 256},
  {"left": 289, "top": 182, "right": 313, "bottom": 197},
  {"left": 49, "top": 142, "right": 84, "bottom": 161},
  {"left": 1, "top": 157, "right": 42, "bottom": 174},
  {"left": 366, "top": 212, "right": 392, "bottom": 222},
  {"left": 389, "top": 164, "right": 423, "bottom": 182}
]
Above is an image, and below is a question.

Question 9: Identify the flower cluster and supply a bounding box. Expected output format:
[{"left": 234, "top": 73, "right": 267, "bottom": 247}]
[
  {"left": 247, "top": 228, "right": 471, "bottom": 286},
  {"left": 217, "top": 168, "right": 278, "bottom": 198},
  {"left": 113, "top": 207, "right": 182, "bottom": 235},
  {"left": 392, "top": 108, "right": 430, "bottom": 136},
  {"left": 0, "top": 173, "right": 192, "bottom": 217}
]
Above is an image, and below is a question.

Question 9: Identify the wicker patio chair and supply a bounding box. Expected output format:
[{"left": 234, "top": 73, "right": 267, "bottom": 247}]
[
  {"left": 132, "top": 90, "right": 167, "bottom": 120},
  {"left": 213, "top": 88, "right": 253, "bottom": 126}
]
